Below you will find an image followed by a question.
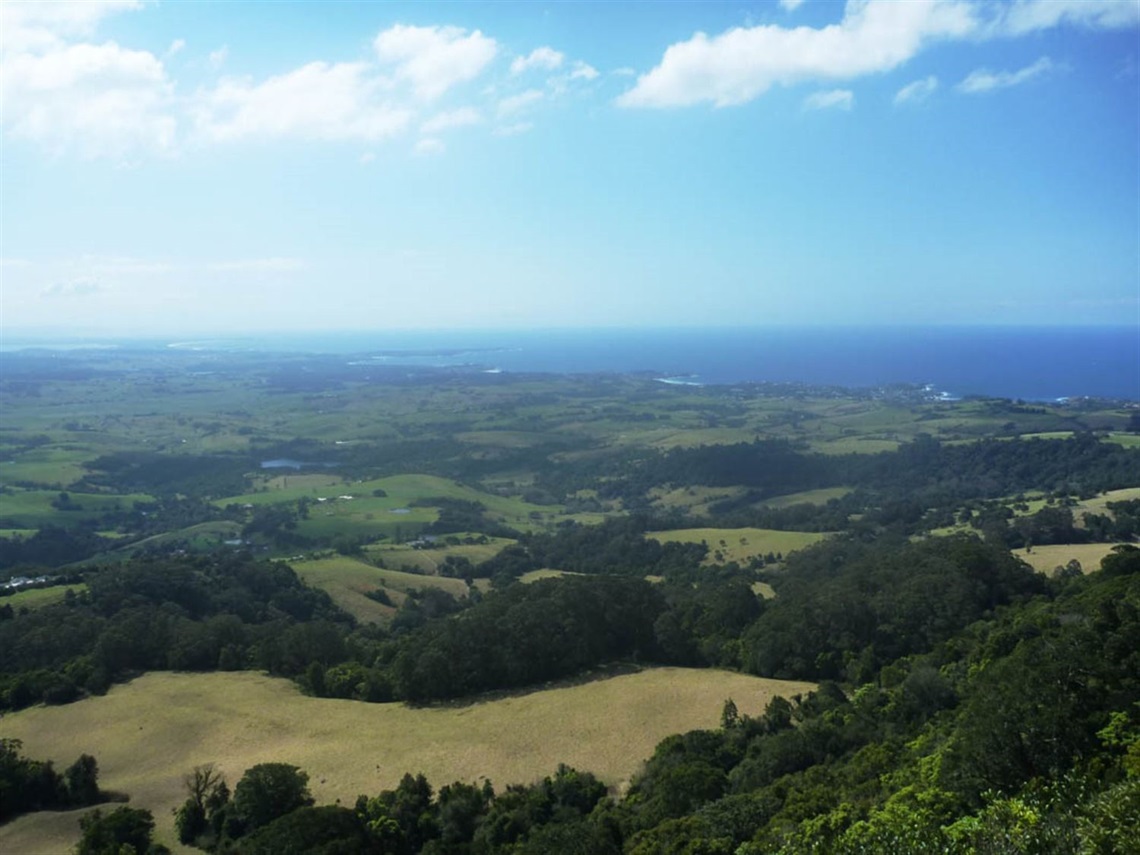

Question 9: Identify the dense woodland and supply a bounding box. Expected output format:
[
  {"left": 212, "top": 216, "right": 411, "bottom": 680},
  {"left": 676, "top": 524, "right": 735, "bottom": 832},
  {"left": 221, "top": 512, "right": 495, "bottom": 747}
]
[{"left": 1, "top": 349, "right": 1139, "bottom": 852}]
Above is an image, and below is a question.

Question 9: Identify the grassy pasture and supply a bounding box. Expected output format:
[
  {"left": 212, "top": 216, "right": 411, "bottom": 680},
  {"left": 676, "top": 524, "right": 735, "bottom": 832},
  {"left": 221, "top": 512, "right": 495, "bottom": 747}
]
[
  {"left": 290, "top": 555, "right": 472, "bottom": 623},
  {"left": 649, "top": 485, "right": 746, "bottom": 517},
  {"left": 807, "top": 438, "right": 900, "bottom": 455},
  {"left": 0, "top": 528, "right": 38, "bottom": 538},
  {"left": 0, "top": 668, "right": 816, "bottom": 854},
  {"left": 1012, "top": 543, "right": 1126, "bottom": 575},
  {"left": 366, "top": 536, "right": 514, "bottom": 575},
  {"left": 1, "top": 584, "right": 88, "bottom": 610},
  {"left": 648, "top": 528, "right": 829, "bottom": 565},
  {"left": 0, "top": 489, "right": 153, "bottom": 527},
  {"left": 1071, "top": 487, "right": 1140, "bottom": 520},
  {"left": 1105, "top": 432, "right": 1140, "bottom": 449},
  {"left": 0, "top": 445, "right": 93, "bottom": 488},
  {"left": 760, "top": 487, "right": 853, "bottom": 508}
]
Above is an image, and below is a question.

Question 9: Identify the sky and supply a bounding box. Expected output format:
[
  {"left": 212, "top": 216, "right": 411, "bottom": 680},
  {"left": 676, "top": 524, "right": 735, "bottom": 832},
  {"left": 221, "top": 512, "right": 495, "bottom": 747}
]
[{"left": 1, "top": 0, "right": 1138, "bottom": 336}]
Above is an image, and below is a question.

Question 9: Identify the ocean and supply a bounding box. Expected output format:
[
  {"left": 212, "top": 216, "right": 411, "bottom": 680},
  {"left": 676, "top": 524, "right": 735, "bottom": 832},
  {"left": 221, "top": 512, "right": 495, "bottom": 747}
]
[{"left": 7, "top": 326, "right": 1139, "bottom": 401}]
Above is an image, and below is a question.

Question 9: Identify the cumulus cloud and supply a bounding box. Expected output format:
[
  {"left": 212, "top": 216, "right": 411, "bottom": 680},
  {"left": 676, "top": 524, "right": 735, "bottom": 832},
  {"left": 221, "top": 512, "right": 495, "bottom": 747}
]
[
  {"left": 192, "top": 62, "right": 412, "bottom": 142},
  {"left": 894, "top": 75, "right": 939, "bottom": 105},
  {"left": 373, "top": 24, "right": 497, "bottom": 100},
  {"left": 1, "top": 40, "right": 177, "bottom": 157},
  {"left": 780, "top": 0, "right": 806, "bottom": 10},
  {"left": 0, "top": 0, "right": 142, "bottom": 54},
  {"left": 510, "top": 46, "right": 564, "bottom": 75},
  {"left": 166, "top": 39, "right": 185, "bottom": 58},
  {"left": 420, "top": 106, "right": 481, "bottom": 134},
  {"left": 617, "top": 0, "right": 977, "bottom": 108},
  {"left": 207, "top": 45, "right": 228, "bottom": 71},
  {"left": 803, "top": 88, "right": 854, "bottom": 110},
  {"left": 958, "top": 56, "right": 1053, "bottom": 93},
  {"left": 497, "top": 89, "right": 544, "bottom": 116}
]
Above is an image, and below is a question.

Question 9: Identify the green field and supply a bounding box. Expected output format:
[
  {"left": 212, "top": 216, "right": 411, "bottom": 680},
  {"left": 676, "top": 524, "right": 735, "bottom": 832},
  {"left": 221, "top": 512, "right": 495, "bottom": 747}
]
[
  {"left": 0, "top": 489, "right": 154, "bottom": 528},
  {"left": 1, "top": 583, "right": 88, "bottom": 610},
  {"left": 0, "top": 668, "right": 816, "bottom": 854},
  {"left": 648, "top": 527, "right": 829, "bottom": 564}
]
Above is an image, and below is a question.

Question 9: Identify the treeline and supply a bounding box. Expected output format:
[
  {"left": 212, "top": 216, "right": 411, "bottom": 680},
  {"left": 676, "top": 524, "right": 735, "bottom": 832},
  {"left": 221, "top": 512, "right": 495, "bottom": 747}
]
[
  {"left": 0, "top": 554, "right": 349, "bottom": 710},
  {"left": 476, "top": 516, "right": 707, "bottom": 582}
]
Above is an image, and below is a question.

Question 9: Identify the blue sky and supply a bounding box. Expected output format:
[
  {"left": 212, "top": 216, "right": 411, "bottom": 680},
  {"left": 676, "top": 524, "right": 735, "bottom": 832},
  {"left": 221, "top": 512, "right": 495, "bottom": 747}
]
[{"left": 2, "top": 0, "right": 1138, "bottom": 335}]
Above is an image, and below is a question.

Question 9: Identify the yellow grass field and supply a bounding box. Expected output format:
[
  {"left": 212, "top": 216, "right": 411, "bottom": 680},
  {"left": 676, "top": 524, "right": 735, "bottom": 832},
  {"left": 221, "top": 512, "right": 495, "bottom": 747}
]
[
  {"left": 0, "top": 668, "right": 816, "bottom": 854},
  {"left": 290, "top": 556, "right": 473, "bottom": 623},
  {"left": 1012, "top": 542, "right": 1126, "bottom": 574},
  {"left": 1071, "top": 487, "right": 1140, "bottom": 521},
  {"left": 648, "top": 527, "right": 829, "bottom": 565}
]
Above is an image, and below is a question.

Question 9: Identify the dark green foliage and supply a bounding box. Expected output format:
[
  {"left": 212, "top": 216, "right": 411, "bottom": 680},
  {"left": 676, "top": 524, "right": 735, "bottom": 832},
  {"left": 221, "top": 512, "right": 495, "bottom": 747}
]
[
  {"left": 389, "top": 575, "right": 664, "bottom": 702},
  {"left": 76, "top": 806, "right": 161, "bottom": 855},
  {"left": 232, "top": 763, "right": 315, "bottom": 833},
  {"left": 743, "top": 535, "right": 1043, "bottom": 681},
  {"left": 236, "top": 806, "right": 375, "bottom": 855},
  {"left": 0, "top": 740, "right": 103, "bottom": 823},
  {"left": 0, "top": 554, "right": 349, "bottom": 711}
]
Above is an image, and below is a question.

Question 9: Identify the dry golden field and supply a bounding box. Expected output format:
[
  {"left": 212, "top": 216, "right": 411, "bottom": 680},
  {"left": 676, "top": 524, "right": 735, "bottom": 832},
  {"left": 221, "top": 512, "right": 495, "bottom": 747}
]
[{"left": 0, "top": 668, "right": 815, "bottom": 854}]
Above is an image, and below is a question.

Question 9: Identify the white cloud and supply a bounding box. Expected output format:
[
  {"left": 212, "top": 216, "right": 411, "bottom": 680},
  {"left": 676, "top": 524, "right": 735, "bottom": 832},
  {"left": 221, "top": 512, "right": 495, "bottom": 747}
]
[
  {"left": 510, "top": 46, "right": 564, "bottom": 75},
  {"left": 570, "top": 61, "right": 600, "bottom": 81},
  {"left": 958, "top": 56, "right": 1053, "bottom": 93},
  {"left": 617, "top": 0, "right": 977, "bottom": 108},
  {"left": 414, "top": 137, "right": 445, "bottom": 156},
  {"left": 894, "top": 75, "right": 939, "bottom": 105},
  {"left": 359, "top": 151, "right": 375, "bottom": 164},
  {"left": 497, "top": 89, "right": 544, "bottom": 117},
  {"left": 1, "top": 40, "right": 177, "bottom": 157},
  {"left": 41, "top": 277, "right": 105, "bottom": 298},
  {"left": 780, "top": 0, "right": 806, "bottom": 10},
  {"left": 803, "top": 88, "right": 854, "bottom": 110},
  {"left": 166, "top": 39, "right": 186, "bottom": 58},
  {"left": 373, "top": 24, "right": 497, "bottom": 100},
  {"left": 208, "top": 258, "right": 305, "bottom": 273},
  {"left": 420, "top": 106, "right": 481, "bottom": 134},
  {"left": 994, "top": 0, "right": 1140, "bottom": 36},
  {"left": 207, "top": 45, "right": 228, "bottom": 71},
  {"left": 192, "top": 62, "right": 412, "bottom": 142},
  {"left": 0, "top": 0, "right": 142, "bottom": 54}
]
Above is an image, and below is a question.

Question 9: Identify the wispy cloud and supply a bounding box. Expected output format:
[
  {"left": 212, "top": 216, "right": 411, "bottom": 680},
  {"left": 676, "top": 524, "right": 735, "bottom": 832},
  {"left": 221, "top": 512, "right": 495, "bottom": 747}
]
[
  {"left": 420, "top": 106, "right": 481, "bottom": 134},
  {"left": 191, "top": 62, "right": 412, "bottom": 143},
  {"left": 413, "top": 137, "right": 445, "bottom": 156},
  {"left": 803, "top": 88, "right": 854, "bottom": 111},
  {"left": 958, "top": 56, "right": 1053, "bottom": 93},
  {"left": 497, "top": 89, "right": 543, "bottom": 117},
  {"left": 510, "top": 46, "right": 563, "bottom": 75},
  {"left": 779, "top": 0, "right": 806, "bottom": 10},
  {"left": 894, "top": 75, "right": 939, "bottom": 105},
  {"left": 41, "top": 277, "right": 105, "bottom": 298}
]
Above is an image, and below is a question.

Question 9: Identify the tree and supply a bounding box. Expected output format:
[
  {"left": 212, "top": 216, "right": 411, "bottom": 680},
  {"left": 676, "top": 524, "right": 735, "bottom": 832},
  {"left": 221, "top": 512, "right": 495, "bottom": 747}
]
[
  {"left": 232, "top": 763, "right": 313, "bottom": 832},
  {"left": 174, "top": 763, "right": 227, "bottom": 844},
  {"left": 76, "top": 806, "right": 158, "bottom": 855},
  {"left": 64, "top": 754, "right": 100, "bottom": 806}
]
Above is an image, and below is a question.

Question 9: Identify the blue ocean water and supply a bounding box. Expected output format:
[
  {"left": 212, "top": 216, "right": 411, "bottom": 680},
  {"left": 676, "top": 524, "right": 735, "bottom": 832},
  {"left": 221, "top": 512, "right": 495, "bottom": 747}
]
[
  {"left": 218, "top": 326, "right": 1139, "bottom": 402},
  {"left": 6, "top": 326, "right": 1138, "bottom": 401}
]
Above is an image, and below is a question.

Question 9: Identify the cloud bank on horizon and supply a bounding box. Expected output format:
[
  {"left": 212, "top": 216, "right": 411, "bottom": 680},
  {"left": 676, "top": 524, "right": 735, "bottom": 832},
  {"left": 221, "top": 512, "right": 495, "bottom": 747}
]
[{"left": 1, "top": 0, "right": 1137, "bottom": 333}]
